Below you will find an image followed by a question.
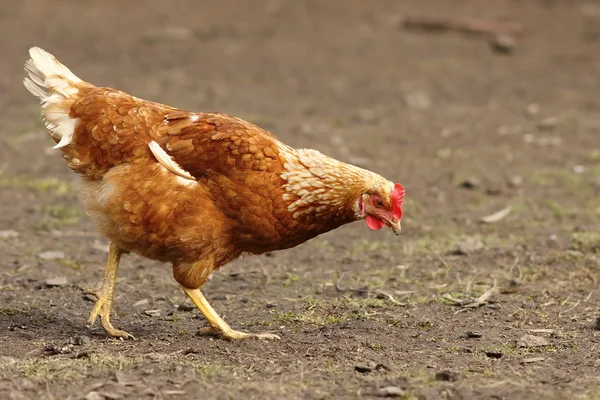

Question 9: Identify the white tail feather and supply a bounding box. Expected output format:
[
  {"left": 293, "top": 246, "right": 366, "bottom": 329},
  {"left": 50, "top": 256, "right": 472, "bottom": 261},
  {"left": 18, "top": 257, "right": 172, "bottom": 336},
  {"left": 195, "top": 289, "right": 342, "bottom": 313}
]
[
  {"left": 23, "top": 47, "right": 83, "bottom": 149},
  {"left": 148, "top": 141, "right": 196, "bottom": 181}
]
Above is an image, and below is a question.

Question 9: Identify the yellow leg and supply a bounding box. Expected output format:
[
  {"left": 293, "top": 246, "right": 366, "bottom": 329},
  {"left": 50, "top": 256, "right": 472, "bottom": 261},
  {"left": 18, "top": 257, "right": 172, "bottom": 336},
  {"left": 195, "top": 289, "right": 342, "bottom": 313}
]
[
  {"left": 83, "top": 242, "right": 134, "bottom": 339},
  {"left": 181, "top": 287, "right": 280, "bottom": 340}
]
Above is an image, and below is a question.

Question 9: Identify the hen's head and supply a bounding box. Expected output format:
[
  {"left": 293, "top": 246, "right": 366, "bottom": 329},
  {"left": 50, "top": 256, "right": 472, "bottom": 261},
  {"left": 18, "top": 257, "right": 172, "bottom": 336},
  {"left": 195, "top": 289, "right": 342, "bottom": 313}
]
[{"left": 357, "top": 182, "right": 405, "bottom": 235}]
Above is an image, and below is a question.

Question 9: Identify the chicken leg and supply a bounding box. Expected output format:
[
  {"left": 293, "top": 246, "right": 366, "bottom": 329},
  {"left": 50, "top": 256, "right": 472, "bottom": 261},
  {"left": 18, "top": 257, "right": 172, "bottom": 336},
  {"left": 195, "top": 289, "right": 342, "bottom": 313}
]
[
  {"left": 83, "top": 242, "right": 134, "bottom": 339},
  {"left": 181, "top": 287, "right": 280, "bottom": 340}
]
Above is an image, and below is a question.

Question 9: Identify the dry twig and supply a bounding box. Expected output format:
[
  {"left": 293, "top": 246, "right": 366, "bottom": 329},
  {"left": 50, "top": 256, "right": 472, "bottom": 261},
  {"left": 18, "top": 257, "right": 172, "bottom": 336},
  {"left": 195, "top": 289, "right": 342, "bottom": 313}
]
[
  {"left": 481, "top": 206, "right": 512, "bottom": 224},
  {"left": 442, "top": 280, "right": 498, "bottom": 309},
  {"left": 403, "top": 16, "right": 524, "bottom": 37},
  {"left": 335, "top": 272, "right": 413, "bottom": 306}
]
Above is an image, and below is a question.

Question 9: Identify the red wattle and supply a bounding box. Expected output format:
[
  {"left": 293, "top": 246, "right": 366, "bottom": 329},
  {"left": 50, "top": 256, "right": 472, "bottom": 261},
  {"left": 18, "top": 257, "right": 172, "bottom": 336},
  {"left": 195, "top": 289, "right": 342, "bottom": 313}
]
[{"left": 366, "top": 215, "right": 385, "bottom": 230}]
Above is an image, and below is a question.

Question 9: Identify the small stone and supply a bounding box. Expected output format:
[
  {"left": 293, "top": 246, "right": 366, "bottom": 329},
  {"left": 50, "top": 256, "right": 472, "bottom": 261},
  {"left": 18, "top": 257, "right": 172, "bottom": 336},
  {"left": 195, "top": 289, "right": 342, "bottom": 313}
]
[
  {"left": 355, "top": 363, "right": 374, "bottom": 373},
  {"left": 404, "top": 91, "right": 432, "bottom": 110},
  {"left": 517, "top": 334, "right": 550, "bottom": 348},
  {"left": 485, "top": 187, "right": 502, "bottom": 196},
  {"left": 508, "top": 175, "right": 524, "bottom": 188},
  {"left": 485, "top": 351, "right": 503, "bottom": 359},
  {"left": 491, "top": 34, "right": 516, "bottom": 54},
  {"left": 537, "top": 117, "right": 558, "bottom": 131},
  {"left": 84, "top": 294, "right": 97, "bottom": 302},
  {"left": 355, "top": 361, "right": 389, "bottom": 373},
  {"left": 44, "top": 277, "right": 68, "bottom": 287},
  {"left": 39, "top": 251, "right": 65, "bottom": 260},
  {"left": 44, "top": 344, "right": 72, "bottom": 355},
  {"left": 435, "top": 370, "right": 459, "bottom": 382},
  {"left": 526, "top": 103, "right": 541, "bottom": 117},
  {"left": 144, "top": 309, "right": 161, "bottom": 317},
  {"left": 376, "top": 386, "right": 406, "bottom": 397},
  {"left": 0, "top": 230, "right": 19, "bottom": 239},
  {"left": 523, "top": 133, "right": 536, "bottom": 143},
  {"left": 85, "top": 392, "right": 104, "bottom": 400},
  {"left": 71, "top": 335, "right": 91, "bottom": 346},
  {"left": 464, "top": 331, "right": 482, "bottom": 339},
  {"left": 455, "top": 237, "right": 484, "bottom": 255},
  {"left": 501, "top": 279, "right": 521, "bottom": 294},
  {"left": 176, "top": 303, "right": 195, "bottom": 312},
  {"left": 458, "top": 178, "right": 481, "bottom": 190}
]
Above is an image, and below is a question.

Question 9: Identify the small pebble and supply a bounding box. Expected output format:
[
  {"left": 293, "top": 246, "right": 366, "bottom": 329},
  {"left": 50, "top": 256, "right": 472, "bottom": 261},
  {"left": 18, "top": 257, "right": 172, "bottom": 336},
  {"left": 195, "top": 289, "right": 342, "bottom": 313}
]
[
  {"left": 517, "top": 334, "right": 550, "bottom": 348},
  {"left": 526, "top": 103, "right": 541, "bottom": 117},
  {"left": 44, "top": 277, "right": 68, "bottom": 287},
  {"left": 376, "top": 386, "right": 406, "bottom": 397},
  {"left": 435, "top": 370, "right": 459, "bottom": 381},
  {"left": 0, "top": 230, "right": 19, "bottom": 239},
  {"left": 456, "top": 237, "right": 484, "bottom": 255},
  {"left": 537, "top": 117, "right": 558, "bottom": 131},
  {"left": 491, "top": 34, "right": 516, "bottom": 53},
  {"left": 508, "top": 176, "right": 524, "bottom": 188},
  {"left": 177, "top": 303, "right": 196, "bottom": 312},
  {"left": 485, "top": 351, "right": 503, "bottom": 359},
  {"left": 458, "top": 178, "right": 481, "bottom": 190},
  {"left": 39, "top": 251, "right": 65, "bottom": 260}
]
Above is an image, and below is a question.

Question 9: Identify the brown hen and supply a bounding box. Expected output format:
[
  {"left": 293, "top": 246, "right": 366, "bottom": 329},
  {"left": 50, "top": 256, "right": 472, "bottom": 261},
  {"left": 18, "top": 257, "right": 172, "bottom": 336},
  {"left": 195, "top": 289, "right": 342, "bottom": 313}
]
[{"left": 24, "top": 47, "right": 405, "bottom": 340}]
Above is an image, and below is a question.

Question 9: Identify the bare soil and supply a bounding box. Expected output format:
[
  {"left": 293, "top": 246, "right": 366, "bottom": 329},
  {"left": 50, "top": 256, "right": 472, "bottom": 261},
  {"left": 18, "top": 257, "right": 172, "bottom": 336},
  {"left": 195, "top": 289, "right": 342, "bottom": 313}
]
[{"left": 1, "top": 1, "right": 599, "bottom": 399}]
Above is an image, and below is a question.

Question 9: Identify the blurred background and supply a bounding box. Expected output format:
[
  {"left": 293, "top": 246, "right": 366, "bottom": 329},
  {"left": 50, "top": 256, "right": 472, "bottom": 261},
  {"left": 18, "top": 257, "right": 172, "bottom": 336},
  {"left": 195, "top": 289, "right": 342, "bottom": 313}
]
[{"left": 1, "top": 1, "right": 599, "bottom": 399}]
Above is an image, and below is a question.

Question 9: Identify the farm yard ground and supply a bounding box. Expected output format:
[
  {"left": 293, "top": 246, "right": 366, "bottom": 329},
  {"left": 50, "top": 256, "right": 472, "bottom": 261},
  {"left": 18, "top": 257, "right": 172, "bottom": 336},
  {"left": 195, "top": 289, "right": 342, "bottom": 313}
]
[{"left": 0, "top": 1, "right": 599, "bottom": 399}]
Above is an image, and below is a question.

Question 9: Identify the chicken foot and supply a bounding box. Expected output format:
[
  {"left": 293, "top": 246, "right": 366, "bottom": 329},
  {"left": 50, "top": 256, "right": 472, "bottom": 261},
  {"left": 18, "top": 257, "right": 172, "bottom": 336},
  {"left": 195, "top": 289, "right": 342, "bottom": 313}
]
[
  {"left": 84, "top": 242, "right": 134, "bottom": 339},
  {"left": 181, "top": 287, "right": 280, "bottom": 340}
]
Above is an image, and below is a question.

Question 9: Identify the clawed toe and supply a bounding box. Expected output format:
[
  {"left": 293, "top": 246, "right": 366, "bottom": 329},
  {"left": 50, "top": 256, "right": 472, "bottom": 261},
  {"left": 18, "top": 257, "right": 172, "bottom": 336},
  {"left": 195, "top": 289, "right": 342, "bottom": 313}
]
[
  {"left": 83, "top": 288, "right": 134, "bottom": 339},
  {"left": 198, "top": 326, "right": 280, "bottom": 341}
]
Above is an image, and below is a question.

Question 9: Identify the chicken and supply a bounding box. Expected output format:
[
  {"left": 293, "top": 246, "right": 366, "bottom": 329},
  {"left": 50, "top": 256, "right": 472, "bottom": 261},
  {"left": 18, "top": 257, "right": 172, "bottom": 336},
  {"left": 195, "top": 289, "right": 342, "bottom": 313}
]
[{"left": 23, "top": 47, "right": 405, "bottom": 340}]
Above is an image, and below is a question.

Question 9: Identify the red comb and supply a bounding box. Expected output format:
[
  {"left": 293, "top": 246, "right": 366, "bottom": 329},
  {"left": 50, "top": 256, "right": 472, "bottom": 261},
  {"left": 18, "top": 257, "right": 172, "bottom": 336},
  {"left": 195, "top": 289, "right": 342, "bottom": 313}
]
[{"left": 391, "top": 183, "right": 405, "bottom": 220}]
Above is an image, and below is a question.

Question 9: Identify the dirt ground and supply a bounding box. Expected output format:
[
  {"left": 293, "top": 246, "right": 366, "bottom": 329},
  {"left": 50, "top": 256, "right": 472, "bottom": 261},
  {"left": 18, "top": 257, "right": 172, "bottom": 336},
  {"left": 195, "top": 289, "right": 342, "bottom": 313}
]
[{"left": 1, "top": 0, "right": 599, "bottom": 399}]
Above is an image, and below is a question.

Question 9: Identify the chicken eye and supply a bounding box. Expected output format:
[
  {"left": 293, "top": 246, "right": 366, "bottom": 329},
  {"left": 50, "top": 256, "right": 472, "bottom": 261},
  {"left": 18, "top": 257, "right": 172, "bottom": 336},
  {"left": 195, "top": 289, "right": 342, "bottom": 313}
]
[{"left": 373, "top": 197, "right": 384, "bottom": 208}]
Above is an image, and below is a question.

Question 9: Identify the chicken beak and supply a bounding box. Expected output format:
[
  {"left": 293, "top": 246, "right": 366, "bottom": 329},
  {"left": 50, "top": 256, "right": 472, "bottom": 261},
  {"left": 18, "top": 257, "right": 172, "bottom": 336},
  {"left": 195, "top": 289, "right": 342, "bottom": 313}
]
[
  {"left": 383, "top": 216, "right": 401, "bottom": 236},
  {"left": 389, "top": 220, "right": 401, "bottom": 236}
]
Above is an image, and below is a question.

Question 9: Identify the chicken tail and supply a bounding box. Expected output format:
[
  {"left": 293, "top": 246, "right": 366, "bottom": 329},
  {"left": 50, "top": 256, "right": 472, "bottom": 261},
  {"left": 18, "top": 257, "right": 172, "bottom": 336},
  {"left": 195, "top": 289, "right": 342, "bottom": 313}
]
[{"left": 23, "top": 47, "right": 85, "bottom": 149}]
